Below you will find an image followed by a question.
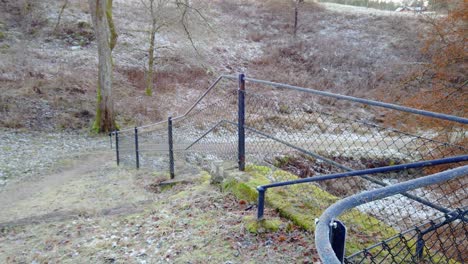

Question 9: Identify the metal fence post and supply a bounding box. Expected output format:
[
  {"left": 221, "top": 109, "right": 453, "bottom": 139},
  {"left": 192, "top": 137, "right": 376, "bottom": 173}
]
[
  {"left": 330, "top": 220, "right": 347, "bottom": 263},
  {"left": 415, "top": 230, "right": 425, "bottom": 260},
  {"left": 134, "top": 127, "right": 140, "bottom": 169},
  {"left": 168, "top": 117, "right": 175, "bottom": 179},
  {"left": 257, "top": 187, "right": 265, "bottom": 220},
  {"left": 238, "top": 73, "right": 246, "bottom": 171},
  {"left": 115, "top": 132, "right": 120, "bottom": 166}
]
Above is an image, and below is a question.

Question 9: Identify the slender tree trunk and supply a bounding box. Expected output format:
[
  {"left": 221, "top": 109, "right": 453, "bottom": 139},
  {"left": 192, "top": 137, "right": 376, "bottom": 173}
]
[
  {"left": 89, "top": 0, "right": 117, "bottom": 132},
  {"left": 294, "top": 1, "right": 299, "bottom": 37},
  {"left": 293, "top": 0, "right": 303, "bottom": 37},
  {"left": 146, "top": 28, "right": 155, "bottom": 96},
  {"left": 145, "top": 0, "right": 156, "bottom": 97},
  {"left": 54, "top": 0, "right": 69, "bottom": 33}
]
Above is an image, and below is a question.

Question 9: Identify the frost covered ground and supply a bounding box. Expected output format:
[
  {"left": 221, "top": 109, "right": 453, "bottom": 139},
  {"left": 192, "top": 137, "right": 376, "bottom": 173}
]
[
  {"left": 0, "top": 129, "right": 107, "bottom": 187},
  {"left": 0, "top": 155, "right": 319, "bottom": 264}
]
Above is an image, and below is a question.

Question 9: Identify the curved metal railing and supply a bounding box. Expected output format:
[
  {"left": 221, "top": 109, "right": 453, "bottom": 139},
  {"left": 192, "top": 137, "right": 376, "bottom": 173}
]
[{"left": 315, "top": 165, "right": 468, "bottom": 263}]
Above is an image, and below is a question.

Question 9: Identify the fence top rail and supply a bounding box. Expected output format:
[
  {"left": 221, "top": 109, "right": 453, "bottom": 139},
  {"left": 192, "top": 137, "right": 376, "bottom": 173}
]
[
  {"left": 113, "top": 74, "right": 467, "bottom": 134},
  {"left": 315, "top": 165, "right": 468, "bottom": 264},
  {"left": 257, "top": 155, "right": 468, "bottom": 190},
  {"left": 243, "top": 77, "right": 468, "bottom": 125}
]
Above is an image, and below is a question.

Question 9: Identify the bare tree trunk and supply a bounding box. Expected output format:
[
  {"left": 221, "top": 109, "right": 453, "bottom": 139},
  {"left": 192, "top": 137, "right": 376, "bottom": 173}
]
[
  {"left": 141, "top": 0, "right": 209, "bottom": 96},
  {"left": 294, "top": 1, "right": 298, "bottom": 36},
  {"left": 145, "top": 0, "right": 156, "bottom": 97},
  {"left": 89, "top": 0, "right": 117, "bottom": 132},
  {"left": 54, "top": 0, "right": 68, "bottom": 33},
  {"left": 293, "top": 0, "right": 303, "bottom": 37}
]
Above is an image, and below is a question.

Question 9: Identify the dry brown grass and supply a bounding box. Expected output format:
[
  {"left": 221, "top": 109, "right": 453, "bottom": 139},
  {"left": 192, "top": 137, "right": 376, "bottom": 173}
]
[{"left": 0, "top": 0, "right": 447, "bottom": 132}]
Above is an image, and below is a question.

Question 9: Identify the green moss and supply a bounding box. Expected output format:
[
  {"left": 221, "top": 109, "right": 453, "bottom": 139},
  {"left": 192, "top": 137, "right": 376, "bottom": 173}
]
[
  {"left": 106, "top": 0, "right": 118, "bottom": 51},
  {"left": 244, "top": 216, "right": 282, "bottom": 234},
  {"left": 222, "top": 179, "right": 259, "bottom": 202},
  {"left": 2, "top": 146, "right": 12, "bottom": 152},
  {"left": 145, "top": 87, "right": 153, "bottom": 96},
  {"left": 231, "top": 165, "right": 338, "bottom": 230},
  {"left": 0, "top": 31, "right": 5, "bottom": 40},
  {"left": 278, "top": 103, "right": 292, "bottom": 114},
  {"left": 246, "top": 164, "right": 271, "bottom": 176},
  {"left": 197, "top": 171, "right": 212, "bottom": 184},
  {"left": 151, "top": 171, "right": 170, "bottom": 178},
  {"left": 92, "top": 83, "right": 102, "bottom": 133},
  {"left": 171, "top": 172, "right": 213, "bottom": 200},
  {"left": 159, "top": 183, "right": 177, "bottom": 191},
  {"left": 227, "top": 164, "right": 399, "bottom": 254},
  {"left": 273, "top": 156, "right": 290, "bottom": 167},
  {"left": 0, "top": 44, "right": 9, "bottom": 50},
  {"left": 222, "top": 165, "right": 271, "bottom": 202},
  {"left": 171, "top": 190, "right": 190, "bottom": 199}
]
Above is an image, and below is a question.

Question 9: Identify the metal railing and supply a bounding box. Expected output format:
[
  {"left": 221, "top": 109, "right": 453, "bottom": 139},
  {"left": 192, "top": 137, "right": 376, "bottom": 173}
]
[
  {"left": 110, "top": 74, "right": 468, "bottom": 175},
  {"left": 256, "top": 155, "right": 468, "bottom": 219},
  {"left": 315, "top": 165, "right": 468, "bottom": 263},
  {"left": 109, "top": 74, "right": 467, "bottom": 262}
]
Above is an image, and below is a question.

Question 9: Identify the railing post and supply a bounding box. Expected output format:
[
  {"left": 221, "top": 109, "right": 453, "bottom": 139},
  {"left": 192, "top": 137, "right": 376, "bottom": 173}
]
[
  {"left": 115, "top": 131, "right": 120, "bottom": 166},
  {"left": 330, "top": 220, "right": 347, "bottom": 263},
  {"left": 134, "top": 127, "right": 140, "bottom": 169},
  {"left": 415, "top": 230, "right": 425, "bottom": 260},
  {"left": 238, "top": 73, "right": 246, "bottom": 171},
  {"left": 257, "top": 187, "right": 265, "bottom": 220},
  {"left": 168, "top": 117, "right": 175, "bottom": 179}
]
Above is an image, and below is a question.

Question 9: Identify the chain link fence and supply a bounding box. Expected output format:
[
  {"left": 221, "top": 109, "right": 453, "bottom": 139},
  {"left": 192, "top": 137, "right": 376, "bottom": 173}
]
[{"left": 110, "top": 74, "right": 467, "bottom": 263}]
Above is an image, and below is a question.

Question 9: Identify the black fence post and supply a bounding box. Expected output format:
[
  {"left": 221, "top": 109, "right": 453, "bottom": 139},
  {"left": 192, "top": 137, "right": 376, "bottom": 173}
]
[
  {"left": 115, "top": 132, "right": 120, "bottom": 166},
  {"left": 330, "top": 220, "right": 347, "bottom": 263},
  {"left": 238, "top": 73, "right": 246, "bottom": 171},
  {"left": 134, "top": 127, "right": 140, "bottom": 169},
  {"left": 257, "top": 187, "right": 265, "bottom": 220},
  {"left": 168, "top": 117, "right": 175, "bottom": 179},
  {"left": 415, "top": 230, "right": 425, "bottom": 260}
]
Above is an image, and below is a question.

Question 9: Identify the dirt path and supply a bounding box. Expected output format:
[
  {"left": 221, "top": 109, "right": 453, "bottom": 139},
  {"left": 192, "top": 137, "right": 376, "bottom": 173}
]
[
  {"left": 0, "top": 165, "right": 318, "bottom": 264},
  {"left": 0, "top": 152, "right": 155, "bottom": 226}
]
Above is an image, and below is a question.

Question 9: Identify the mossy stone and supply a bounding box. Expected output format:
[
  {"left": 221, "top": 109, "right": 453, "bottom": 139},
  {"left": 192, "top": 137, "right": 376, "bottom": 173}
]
[
  {"left": 225, "top": 164, "right": 400, "bottom": 254},
  {"left": 244, "top": 216, "right": 281, "bottom": 234}
]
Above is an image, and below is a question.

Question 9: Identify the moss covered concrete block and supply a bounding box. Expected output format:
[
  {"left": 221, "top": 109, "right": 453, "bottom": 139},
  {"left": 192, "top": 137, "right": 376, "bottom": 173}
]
[
  {"left": 223, "top": 164, "right": 399, "bottom": 253},
  {"left": 244, "top": 216, "right": 282, "bottom": 234}
]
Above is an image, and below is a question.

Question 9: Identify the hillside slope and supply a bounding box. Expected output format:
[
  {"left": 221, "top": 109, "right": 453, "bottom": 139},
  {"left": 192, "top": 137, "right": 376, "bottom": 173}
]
[{"left": 0, "top": 0, "right": 432, "bottom": 131}]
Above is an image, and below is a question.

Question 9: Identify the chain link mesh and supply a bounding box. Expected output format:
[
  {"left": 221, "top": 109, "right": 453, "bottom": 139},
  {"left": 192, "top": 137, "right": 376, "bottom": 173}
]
[{"left": 112, "top": 76, "right": 466, "bottom": 263}]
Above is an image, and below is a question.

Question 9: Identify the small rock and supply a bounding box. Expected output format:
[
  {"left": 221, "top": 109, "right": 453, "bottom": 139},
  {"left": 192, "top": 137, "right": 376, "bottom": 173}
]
[
  {"left": 302, "top": 104, "right": 314, "bottom": 114},
  {"left": 70, "top": 46, "right": 81, "bottom": 51},
  {"left": 210, "top": 160, "right": 224, "bottom": 184}
]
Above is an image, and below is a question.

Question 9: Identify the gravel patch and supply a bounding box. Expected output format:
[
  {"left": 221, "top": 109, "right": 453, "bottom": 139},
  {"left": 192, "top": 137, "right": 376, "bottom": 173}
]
[{"left": 0, "top": 129, "right": 108, "bottom": 187}]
